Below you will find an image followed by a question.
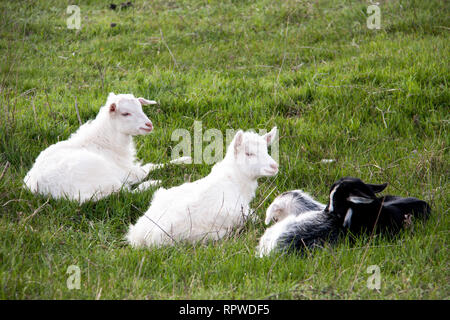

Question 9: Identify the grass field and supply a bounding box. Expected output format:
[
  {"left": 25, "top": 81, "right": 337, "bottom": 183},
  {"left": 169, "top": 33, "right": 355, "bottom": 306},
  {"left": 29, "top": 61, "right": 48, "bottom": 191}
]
[{"left": 0, "top": 0, "right": 448, "bottom": 299}]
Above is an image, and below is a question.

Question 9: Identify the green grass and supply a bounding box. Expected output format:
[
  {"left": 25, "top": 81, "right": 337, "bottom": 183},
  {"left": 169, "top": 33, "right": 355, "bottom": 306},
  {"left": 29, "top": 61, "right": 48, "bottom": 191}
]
[{"left": 0, "top": 0, "right": 448, "bottom": 299}]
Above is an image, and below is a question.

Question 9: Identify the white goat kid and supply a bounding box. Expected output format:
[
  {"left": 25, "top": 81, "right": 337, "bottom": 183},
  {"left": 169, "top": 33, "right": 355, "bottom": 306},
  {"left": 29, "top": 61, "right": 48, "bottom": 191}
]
[
  {"left": 126, "top": 127, "right": 279, "bottom": 247},
  {"left": 24, "top": 93, "right": 190, "bottom": 203}
]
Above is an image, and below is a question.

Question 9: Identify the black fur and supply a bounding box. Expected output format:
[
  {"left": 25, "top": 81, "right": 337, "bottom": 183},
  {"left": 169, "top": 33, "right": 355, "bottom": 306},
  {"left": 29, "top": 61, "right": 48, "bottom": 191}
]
[
  {"left": 330, "top": 177, "right": 431, "bottom": 235},
  {"left": 278, "top": 212, "right": 341, "bottom": 253}
]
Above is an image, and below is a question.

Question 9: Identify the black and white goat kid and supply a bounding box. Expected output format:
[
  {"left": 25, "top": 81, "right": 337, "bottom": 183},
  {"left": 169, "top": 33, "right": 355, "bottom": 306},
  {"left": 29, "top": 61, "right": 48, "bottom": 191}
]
[{"left": 257, "top": 177, "right": 431, "bottom": 256}]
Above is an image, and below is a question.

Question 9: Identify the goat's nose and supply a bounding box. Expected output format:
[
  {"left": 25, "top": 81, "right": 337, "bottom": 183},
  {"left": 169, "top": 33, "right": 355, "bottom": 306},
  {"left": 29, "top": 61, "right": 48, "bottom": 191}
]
[
  {"left": 145, "top": 122, "right": 153, "bottom": 129},
  {"left": 270, "top": 163, "right": 278, "bottom": 171}
]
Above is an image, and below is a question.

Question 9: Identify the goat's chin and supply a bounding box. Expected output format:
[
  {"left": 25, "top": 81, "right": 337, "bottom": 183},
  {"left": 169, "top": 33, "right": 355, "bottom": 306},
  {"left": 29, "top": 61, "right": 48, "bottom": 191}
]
[
  {"left": 261, "top": 168, "right": 278, "bottom": 177},
  {"left": 135, "top": 128, "right": 152, "bottom": 135}
]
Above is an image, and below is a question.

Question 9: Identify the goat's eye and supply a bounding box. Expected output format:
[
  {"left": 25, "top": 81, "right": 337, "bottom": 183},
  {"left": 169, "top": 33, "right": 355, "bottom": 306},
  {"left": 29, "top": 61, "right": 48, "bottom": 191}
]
[
  {"left": 245, "top": 152, "right": 255, "bottom": 157},
  {"left": 121, "top": 112, "right": 131, "bottom": 117}
]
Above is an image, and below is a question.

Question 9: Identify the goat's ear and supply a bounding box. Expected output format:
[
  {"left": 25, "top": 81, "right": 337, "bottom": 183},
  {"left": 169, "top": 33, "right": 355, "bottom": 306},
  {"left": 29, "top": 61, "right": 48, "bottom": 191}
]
[
  {"left": 265, "top": 210, "right": 275, "bottom": 225},
  {"left": 263, "top": 126, "right": 277, "bottom": 145},
  {"left": 138, "top": 97, "right": 157, "bottom": 106},
  {"left": 347, "top": 188, "right": 376, "bottom": 204},
  {"left": 347, "top": 182, "right": 379, "bottom": 204},
  {"left": 367, "top": 183, "right": 388, "bottom": 194},
  {"left": 343, "top": 208, "right": 353, "bottom": 228},
  {"left": 265, "top": 203, "right": 282, "bottom": 225},
  {"left": 347, "top": 195, "right": 374, "bottom": 204},
  {"left": 233, "top": 130, "right": 244, "bottom": 156},
  {"left": 109, "top": 103, "right": 117, "bottom": 112},
  {"left": 265, "top": 202, "right": 276, "bottom": 225}
]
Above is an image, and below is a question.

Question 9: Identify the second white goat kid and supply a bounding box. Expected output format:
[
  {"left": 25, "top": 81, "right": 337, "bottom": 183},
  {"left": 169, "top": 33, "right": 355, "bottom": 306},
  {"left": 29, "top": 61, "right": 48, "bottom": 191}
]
[
  {"left": 24, "top": 93, "right": 190, "bottom": 203},
  {"left": 126, "top": 127, "right": 279, "bottom": 247}
]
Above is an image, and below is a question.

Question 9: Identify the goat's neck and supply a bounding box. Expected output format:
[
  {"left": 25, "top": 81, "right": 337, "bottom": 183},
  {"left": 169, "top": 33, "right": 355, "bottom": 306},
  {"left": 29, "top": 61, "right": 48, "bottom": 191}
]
[
  {"left": 96, "top": 122, "right": 133, "bottom": 156},
  {"left": 74, "top": 115, "right": 134, "bottom": 159},
  {"left": 218, "top": 159, "right": 258, "bottom": 201}
]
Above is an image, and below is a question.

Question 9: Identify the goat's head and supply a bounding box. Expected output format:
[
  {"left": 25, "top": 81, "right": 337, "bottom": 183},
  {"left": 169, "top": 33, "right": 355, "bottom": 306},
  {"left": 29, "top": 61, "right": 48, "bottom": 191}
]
[
  {"left": 105, "top": 92, "right": 156, "bottom": 136},
  {"left": 326, "top": 177, "right": 388, "bottom": 227},
  {"left": 230, "top": 126, "right": 278, "bottom": 179},
  {"left": 264, "top": 191, "right": 294, "bottom": 225}
]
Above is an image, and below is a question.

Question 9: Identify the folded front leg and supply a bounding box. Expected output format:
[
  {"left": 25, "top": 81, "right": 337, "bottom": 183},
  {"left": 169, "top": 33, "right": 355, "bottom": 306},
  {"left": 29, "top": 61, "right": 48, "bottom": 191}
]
[
  {"left": 134, "top": 180, "right": 162, "bottom": 192},
  {"left": 128, "top": 156, "right": 193, "bottom": 185},
  {"left": 140, "top": 156, "right": 193, "bottom": 176},
  {"left": 124, "top": 164, "right": 152, "bottom": 185},
  {"left": 142, "top": 163, "right": 165, "bottom": 173},
  {"left": 169, "top": 156, "right": 192, "bottom": 165}
]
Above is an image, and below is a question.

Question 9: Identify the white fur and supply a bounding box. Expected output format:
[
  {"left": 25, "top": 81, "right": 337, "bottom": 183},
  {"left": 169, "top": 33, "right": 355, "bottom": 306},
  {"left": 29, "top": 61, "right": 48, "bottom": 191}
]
[
  {"left": 24, "top": 93, "right": 190, "bottom": 203},
  {"left": 126, "top": 127, "right": 279, "bottom": 247},
  {"left": 347, "top": 196, "right": 374, "bottom": 204},
  {"left": 328, "top": 185, "right": 338, "bottom": 211}
]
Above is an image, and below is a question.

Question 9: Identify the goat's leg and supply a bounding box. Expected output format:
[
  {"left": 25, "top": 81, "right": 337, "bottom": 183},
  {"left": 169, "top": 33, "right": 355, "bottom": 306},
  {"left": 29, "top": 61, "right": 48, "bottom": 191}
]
[
  {"left": 129, "top": 156, "right": 192, "bottom": 186},
  {"left": 168, "top": 156, "right": 192, "bottom": 165},
  {"left": 141, "top": 156, "right": 192, "bottom": 174},
  {"left": 134, "top": 180, "right": 162, "bottom": 192},
  {"left": 125, "top": 165, "right": 150, "bottom": 184},
  {"left": 142, "top": 163, "right": 165, "bottom": 172}
]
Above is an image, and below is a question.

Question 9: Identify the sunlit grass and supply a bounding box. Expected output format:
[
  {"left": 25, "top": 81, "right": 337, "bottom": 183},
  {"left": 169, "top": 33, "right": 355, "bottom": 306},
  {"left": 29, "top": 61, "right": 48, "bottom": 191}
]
[{"left": 0, "top": 0, "right": 448, "bottom": 299}]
